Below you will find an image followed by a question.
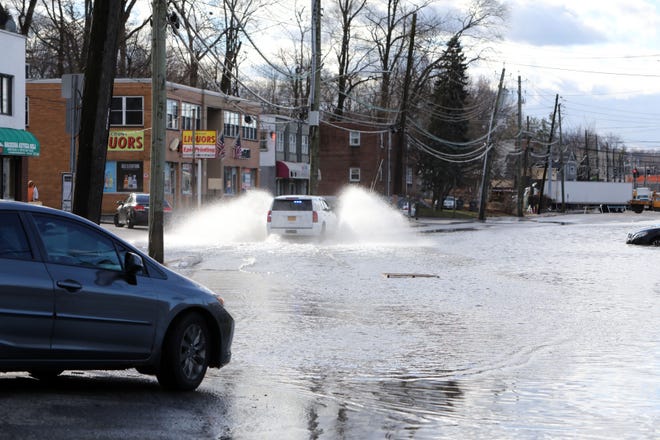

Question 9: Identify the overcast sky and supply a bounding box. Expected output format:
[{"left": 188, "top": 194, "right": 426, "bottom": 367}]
[{"left": 474, "top": 0, "right": 660, "bottom": 149}]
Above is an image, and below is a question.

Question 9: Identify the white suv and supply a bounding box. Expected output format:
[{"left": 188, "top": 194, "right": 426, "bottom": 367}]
[{"left": 267, "top": 195, "right": 337, "bottom": 238}]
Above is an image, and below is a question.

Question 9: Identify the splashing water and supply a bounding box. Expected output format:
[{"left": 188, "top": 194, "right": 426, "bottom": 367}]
[
  {"left": 166, "top": 186, "right": 426, "bottom": 247},
  {"left": 333, "top": 186, "right": 426, "bottom": 246},
  {"left": 166, "top": 190, "right": 274, "bottom": 246}
]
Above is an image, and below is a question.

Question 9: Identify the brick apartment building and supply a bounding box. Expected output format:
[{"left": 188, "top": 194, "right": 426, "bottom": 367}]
[
  {"left": 317, "top": 121, "right": 413, "bottom": 199},
  {"left": 26, "top": 79, "right": 260, "bottom": 215}
]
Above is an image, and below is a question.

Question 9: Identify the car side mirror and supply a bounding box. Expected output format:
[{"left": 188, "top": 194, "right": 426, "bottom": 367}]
[{"left": 124, "top": 252, "right": 144, "bottom": 285}]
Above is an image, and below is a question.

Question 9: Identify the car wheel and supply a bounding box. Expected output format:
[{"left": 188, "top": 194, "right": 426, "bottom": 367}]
[
  {"left": 113, "top": 213, "right": 123, "bottom": 227},
  {"left": 651, "top": 239, "right": 660, "bottom": 247},
  {"left": 29, "top": 369, "right": 63, "bottom": 381},
  {"left": 157, "top": 313, "right": 210, "bottom": 391},
  {"left": 126, "top": 213, "right": 135, "bottom": 229}
]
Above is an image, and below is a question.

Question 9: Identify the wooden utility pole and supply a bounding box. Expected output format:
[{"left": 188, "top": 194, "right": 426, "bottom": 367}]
[
  {"left": 516, "top": 76, "right": 523, "bottom": 217},
  {"left": 559, "top": 103, "right": 565, "bottom": 212},
  {"left": 394, "top": 12, "right": 416, "bottom": 196},
  {"left": 308, "top": 0, "right": 321, "bottom": 194},
  {"left": 73, "top": 0, "right": 121, "bottom": 223},
  {"left": 148, "top": 0, "right": 166, "bottom": 263},
  {"left": 478, "top": 68, "right": 505, "bottom": 221},
  {"left": 537, "top": 94, "right": 558, "bottom": 214}
]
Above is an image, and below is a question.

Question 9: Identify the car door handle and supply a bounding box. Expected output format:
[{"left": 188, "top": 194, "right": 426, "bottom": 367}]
[{"left": 56, "top": 279, "right": 83, "bottom": 292}]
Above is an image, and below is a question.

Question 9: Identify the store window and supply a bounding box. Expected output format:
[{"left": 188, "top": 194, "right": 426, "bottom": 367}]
[
  {"left": 103, "top": 161, "right": 143, "bottom": 192},
  {"left": 181, "top": 163, "right": 192, "bottom": 195},
  {"left": 110, "top": 96, "right": 143, "bottom": 126}
]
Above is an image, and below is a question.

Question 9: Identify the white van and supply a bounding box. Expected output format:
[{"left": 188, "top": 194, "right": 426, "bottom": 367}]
[{"left": 267, "top": 195, "right": 337, "bottom": 237}]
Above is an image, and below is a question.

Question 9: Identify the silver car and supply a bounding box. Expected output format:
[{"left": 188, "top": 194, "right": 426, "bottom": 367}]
[{"left": 0, "top": 201, "right": 233, "bottom": 391}]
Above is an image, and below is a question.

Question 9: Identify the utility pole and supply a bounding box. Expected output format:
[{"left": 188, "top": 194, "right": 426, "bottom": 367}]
[
  {"left": 516, "top": 75, "right": 523, "bottom": 217},
  {"left": 537, "top": 94, "right": 558, "bottom": 214},
  {"left": 478, "top": 67, "right": 505, "bottom": 221},
  {"left": 308, "top": 0, "right": 321, "bottom": 194},
  {"left": 584, "top": 129, "right": 590, "bottom": 181},
  {"left": 559, "top": 103, "right": 565, "bottom": 212},
  {"left": 148, "top": 0, "right": 166, "bottom": 263},
  {"left": 394, "top": 12, "right": 416, "bottom": 196}
]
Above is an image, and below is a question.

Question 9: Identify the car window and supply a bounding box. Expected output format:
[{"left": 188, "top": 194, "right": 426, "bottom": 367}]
[
  {"left": 272, "top": 199, "right": 312, "bottom": 211},
  {"left": 136, "top": 195, "right": 149, "bottom": 205},
  {"left": 33, "top": 214, "right": 122, "bottom": 271},
  {"left": 0, "top": 212, "right": 33, "bottom": 260}
]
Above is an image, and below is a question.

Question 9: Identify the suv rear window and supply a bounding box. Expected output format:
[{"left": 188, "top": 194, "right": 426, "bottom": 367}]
[{"left": 272, "top": 199, "right": 313, "bottom": 211}]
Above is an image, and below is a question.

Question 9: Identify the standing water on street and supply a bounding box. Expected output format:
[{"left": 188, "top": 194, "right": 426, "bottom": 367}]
[{"left": 158, "top": 192, "right": 657, "bottom": 439}]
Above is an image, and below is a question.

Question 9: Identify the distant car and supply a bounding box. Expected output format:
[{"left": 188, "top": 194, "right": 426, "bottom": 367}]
[
  {"left": 267, "top": 195, "right": 337, "bottom": 238},
  {"left": 114, "top": 193, "right": 172, "bottom": 228},
  {"left": 397, "top": 198, "right": 417, "bottom": 217},
  {"left": 0, "top": 201, "right": 233, "bottom": 391},
  {"left": 443, "top": 196, "right": 456, "bottom": 209},
  {"left": 626, "top": 225, "right": 660, "bottom": 246}
]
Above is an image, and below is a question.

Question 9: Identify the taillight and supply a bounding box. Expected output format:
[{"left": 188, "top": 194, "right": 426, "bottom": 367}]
[
  {"left": 134, "top": 204, "right": 146, "bottom": 212},
  {"left": 267, "top": 210, "right": 272, "bottom": 223},
  {"left": 163, "top": 206, "right": 172, "bottom": 212},
  {"left": 312, "top": 211, "right": 318, "bottom": 223}
]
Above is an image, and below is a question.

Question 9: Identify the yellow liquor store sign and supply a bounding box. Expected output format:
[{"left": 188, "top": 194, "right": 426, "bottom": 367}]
[
  {"left": 182, "top": 130, "right": 217, "bottom": 159},
  {"left": 107, "top": 130, "right": 145, "bottom": 151}
]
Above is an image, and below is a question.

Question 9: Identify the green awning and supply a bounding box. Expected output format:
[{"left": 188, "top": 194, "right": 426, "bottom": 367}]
[{"left": 0, "top": 128, "right": 40, "bottom": 156}]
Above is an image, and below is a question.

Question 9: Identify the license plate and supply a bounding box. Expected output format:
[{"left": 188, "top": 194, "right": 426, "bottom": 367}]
[{"left": 288, "top": 216, "right": 296, "bottom": 221}]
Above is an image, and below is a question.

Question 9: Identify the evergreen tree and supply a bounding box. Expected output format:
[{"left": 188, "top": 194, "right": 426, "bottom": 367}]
[{"left": 418, "top": 35, "right": 470, "bottom": 208}]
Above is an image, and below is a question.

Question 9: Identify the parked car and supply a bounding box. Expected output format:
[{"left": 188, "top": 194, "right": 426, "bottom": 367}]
[
  {"left": 399, "top": 201, "right": 416, "bottom": 217},
  {"left": 267, "top": 195, "right": 337, "bottom": 238},
  {"left": 0, "top": 201, "right": 233, "bottom": 391},
  {"left": 114, "top": 193, "right": 172, "bottom": 228},
  {"left": 626, "top": 225, "right": 660, "bottom": 246},
  {"left": 443, "top": 196, "right": 456, "bottom": 209}
]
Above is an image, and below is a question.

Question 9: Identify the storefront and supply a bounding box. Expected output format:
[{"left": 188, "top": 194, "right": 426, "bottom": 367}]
[
  {"left": 275, "top": 160, "right": 310, "bottom": 195},
  {"left": 0, "top": 127, "right": 40, "bottom": 200}
]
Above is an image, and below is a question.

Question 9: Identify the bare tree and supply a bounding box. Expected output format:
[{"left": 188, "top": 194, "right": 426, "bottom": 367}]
[
  {"left": 325, "top": 0, "right": 368, "bottom": 117},
  {"left": 7, "top": 0, "right": 38, "bottom": 35}
]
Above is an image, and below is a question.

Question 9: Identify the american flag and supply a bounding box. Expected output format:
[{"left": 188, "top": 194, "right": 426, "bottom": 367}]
[
  {"left": 233, "top": 136, "right": 242, "bottom": 159},
  {"left": 216, "top": 133, "right": 225, "bottom": 159}
]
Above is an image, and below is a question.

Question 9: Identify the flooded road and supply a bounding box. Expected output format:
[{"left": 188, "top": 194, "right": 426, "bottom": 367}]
[
  {"left": 2, "top": 188, "right": 656, "bottom": 439},
  {"left": 161, "top": 189, "right": 658, "bottom": 439}
]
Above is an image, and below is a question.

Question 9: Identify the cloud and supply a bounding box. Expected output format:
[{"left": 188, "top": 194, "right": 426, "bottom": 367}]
[{"left": 507, "top": 4, "right": 607, "bottom": 46}]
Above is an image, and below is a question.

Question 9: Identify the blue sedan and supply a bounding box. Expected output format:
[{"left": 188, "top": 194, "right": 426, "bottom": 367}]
[{"left": 0, "top": 201, "right": 233, "bottom": 391}]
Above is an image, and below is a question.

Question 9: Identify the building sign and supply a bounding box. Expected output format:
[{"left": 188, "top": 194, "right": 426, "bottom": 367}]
[
  {"left": 0, "top": 128, "right": 40, "bottom": 156},
  {"left": 182, "top": 130, "right": 217, "bottom": 158},
  {"left": 108, "top": 130, "right": 145, "bottom": 151},
  {"left": 104, "top": 161, "right": 143, "bottom": 192}
]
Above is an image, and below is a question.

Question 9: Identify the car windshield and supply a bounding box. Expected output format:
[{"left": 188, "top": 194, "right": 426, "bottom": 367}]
[{"left": 272, "top": 199, "right": 313, "bottom": 211}]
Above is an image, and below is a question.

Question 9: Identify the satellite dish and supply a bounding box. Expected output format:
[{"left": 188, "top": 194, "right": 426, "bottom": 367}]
[
  {"left": 169, "top": 138, "right": 180, "bottom": 151},
  {"left": 244, "top": 115, "right": 252, "bottom": 124}
]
